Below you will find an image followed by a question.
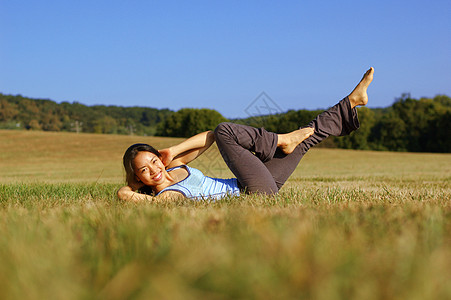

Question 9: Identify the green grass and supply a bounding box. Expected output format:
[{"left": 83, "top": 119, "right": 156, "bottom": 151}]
[{"left": 0, "top": 130, "right": 450, "bottom": 299}]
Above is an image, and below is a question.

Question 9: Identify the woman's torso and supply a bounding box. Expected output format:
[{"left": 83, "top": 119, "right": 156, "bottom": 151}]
[{"left": 156, "top": 165, "right": 240, "bottom": 200}]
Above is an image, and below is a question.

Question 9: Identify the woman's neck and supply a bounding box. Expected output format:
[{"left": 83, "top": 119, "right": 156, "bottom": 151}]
[{"left": 153, "top": 166, "right": 189, "bottom": 193}]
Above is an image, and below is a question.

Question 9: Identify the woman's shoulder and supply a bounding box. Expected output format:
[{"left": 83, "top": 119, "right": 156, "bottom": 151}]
[{"left": 166, "top": 164, "right": 201, "bottom": 177}]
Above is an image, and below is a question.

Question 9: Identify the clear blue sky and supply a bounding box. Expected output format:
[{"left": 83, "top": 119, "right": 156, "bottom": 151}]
[{"left": 1, "top": 0, "right": 450, "bottom": 118}]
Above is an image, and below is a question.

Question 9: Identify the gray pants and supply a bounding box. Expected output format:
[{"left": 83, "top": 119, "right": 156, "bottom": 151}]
[{"left": 214, "top": 97, "right": 360, "bottom": 194}]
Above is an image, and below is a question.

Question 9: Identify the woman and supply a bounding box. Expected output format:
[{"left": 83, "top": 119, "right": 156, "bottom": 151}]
[{"left": 118, "top": 67, "right": 374, "bottom": 202}]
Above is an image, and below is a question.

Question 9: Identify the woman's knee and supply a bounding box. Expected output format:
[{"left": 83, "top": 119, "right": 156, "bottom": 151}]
[
  {"left": 245, "top": 185, "right": 279, "bottom": 195},
  {"left": 214, "top": 122, "right": 234, "bottom": 140}
]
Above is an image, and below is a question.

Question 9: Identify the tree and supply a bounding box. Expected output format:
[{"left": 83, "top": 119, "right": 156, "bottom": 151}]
[
  {"left": 335, "top": 107, "right": 375, "bottom": 150},
  {"left": 370, "top": 111, "right": 408, "bottom": 151},
  {"left": 156, "top": 108, "right": 228, "bottom": 137},
  {"left": 93, "top": 116, "right": 118, "bottom": 134},
  {"left": 425, "top": 111, "right": 451, "bottom": 152},
  {"left": 0, "top": 99, "right": 19, "bottom": 121},
  {"left": 367, "top": 94, "right": 451, "bottom": 152},
  {"left": 42, "top": 110, "right": 62, "bottom": 131},
  {"left": 28, "top": 119, "right": 42, "bottom": 130}
]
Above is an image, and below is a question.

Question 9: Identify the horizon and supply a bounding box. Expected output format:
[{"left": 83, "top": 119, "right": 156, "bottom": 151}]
[{"left": 4, "top": 91, "right": 446, "bottom": 119}]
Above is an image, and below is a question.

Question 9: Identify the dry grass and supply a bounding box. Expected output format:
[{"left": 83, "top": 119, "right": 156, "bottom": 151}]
[
  {"left": 0, "top": 129, "right": 450, "bottom": 299},
  {"left": 0, "top": 130, "right": 181, "bottom": 183},
  {"left": 2, "top": 130, "right": 449, "bottom": 184}
]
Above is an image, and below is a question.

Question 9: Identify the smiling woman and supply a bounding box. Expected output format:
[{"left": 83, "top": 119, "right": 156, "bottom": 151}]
[
  {"left": 117, "top": 67, "right": 374, "bottom": 202},
  {"left": 122, "top": 143, "right": 162, "bottom": 187},
  {"left": 119, "top": 131, "right": 242, "bottom": 201}
]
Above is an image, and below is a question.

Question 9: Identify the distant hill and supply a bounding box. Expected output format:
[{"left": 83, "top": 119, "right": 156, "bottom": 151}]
[
  {"left": 0, "top": 93, "right": 173, "bottom": 136},
  {"left": 1, "top": 93, "right": 450, "bottom": 152}
]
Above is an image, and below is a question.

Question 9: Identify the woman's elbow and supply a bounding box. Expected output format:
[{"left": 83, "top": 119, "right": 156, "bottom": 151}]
[{"left": 117, "top": 186, "right": 132, "bottom": 201}]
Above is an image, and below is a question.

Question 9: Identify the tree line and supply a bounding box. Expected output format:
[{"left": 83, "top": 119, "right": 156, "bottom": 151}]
[
  {"left": 1, "top": 93, "right": 450, "bottom": 152},
  {"left": 0, "top": 93, "right": 172, "bottom": 136},
  {"left": 237, "top": 94, "right": 450, "bottom": 153}
]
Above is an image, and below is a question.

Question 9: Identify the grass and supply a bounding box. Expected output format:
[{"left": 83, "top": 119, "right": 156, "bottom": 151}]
[{"left": 0, "top": 129, "right": 450, "bottom": 299}]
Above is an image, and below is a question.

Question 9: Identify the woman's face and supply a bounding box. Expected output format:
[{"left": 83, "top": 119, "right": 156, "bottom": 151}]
[{"left": 133, "top": 151, "right": 166, "bottom": 186}]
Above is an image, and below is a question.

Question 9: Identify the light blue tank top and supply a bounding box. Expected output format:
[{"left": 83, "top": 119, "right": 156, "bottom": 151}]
[{"left": 156, "top": 165, "right": 241, "bottom": 200}]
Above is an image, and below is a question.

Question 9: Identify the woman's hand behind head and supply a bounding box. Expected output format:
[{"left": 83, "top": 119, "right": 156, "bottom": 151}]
[{"left": 158, "top": 148, "right": 174, "bottom": 167}]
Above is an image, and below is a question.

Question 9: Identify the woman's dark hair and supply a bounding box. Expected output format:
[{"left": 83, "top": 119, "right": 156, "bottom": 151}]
[{"left": 123, "top": 143, "right": 161, "bottom": 189}]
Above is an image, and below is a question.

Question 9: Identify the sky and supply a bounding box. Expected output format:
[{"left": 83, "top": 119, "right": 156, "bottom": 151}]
[{"left": 1, "top": 0, "right": 450, "bottom": 119}]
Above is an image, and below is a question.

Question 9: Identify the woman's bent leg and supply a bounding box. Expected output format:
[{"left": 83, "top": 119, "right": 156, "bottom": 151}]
[
  {"left": 214, "top": 122, "right": 279, "bottom": 194},
  {"left": 217, "top": 67, "right": 373, "bottom": 191},
  {"left": 264, "top": 97, "right": 360, "bottom": 189}
]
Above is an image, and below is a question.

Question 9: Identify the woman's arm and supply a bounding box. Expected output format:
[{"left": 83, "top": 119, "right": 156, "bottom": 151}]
[
  {"left": 117, "top": 186, "right": 153, "bottom": 203},
  {"left": 117, "top": 186, "right": 184, "bottom": 203},
  {"left": 160, "top": 131, "right": 215, "bottom": 167}
]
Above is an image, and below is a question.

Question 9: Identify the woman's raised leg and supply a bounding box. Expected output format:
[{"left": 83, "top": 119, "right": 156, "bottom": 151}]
[
  {"left": 264, "top": 67, "right": 374, "bottom": 189},
  {"left": 215, "top": 67, "right": 374, "bottom": 193}
]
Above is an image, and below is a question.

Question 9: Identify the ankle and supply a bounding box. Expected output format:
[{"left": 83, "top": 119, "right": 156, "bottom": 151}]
[
  {"left": 348, "top": 96, "right": 358, "bottom": 109},
  {"left": 277, "top": 134, "right": 287, "bottom": 147}
]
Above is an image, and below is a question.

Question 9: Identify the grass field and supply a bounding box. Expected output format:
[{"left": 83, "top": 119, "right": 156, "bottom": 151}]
[{"left": 1, "top": 129, "right": 450, "bottom": 299}]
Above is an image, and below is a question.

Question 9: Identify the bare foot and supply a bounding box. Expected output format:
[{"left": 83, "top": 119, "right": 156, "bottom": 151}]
[
  {"left": 348, "top": 67, "right": 374, "bottom": 108},
  {"left": 278, "top": 127, "right": 314, "bottom": 154}
]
